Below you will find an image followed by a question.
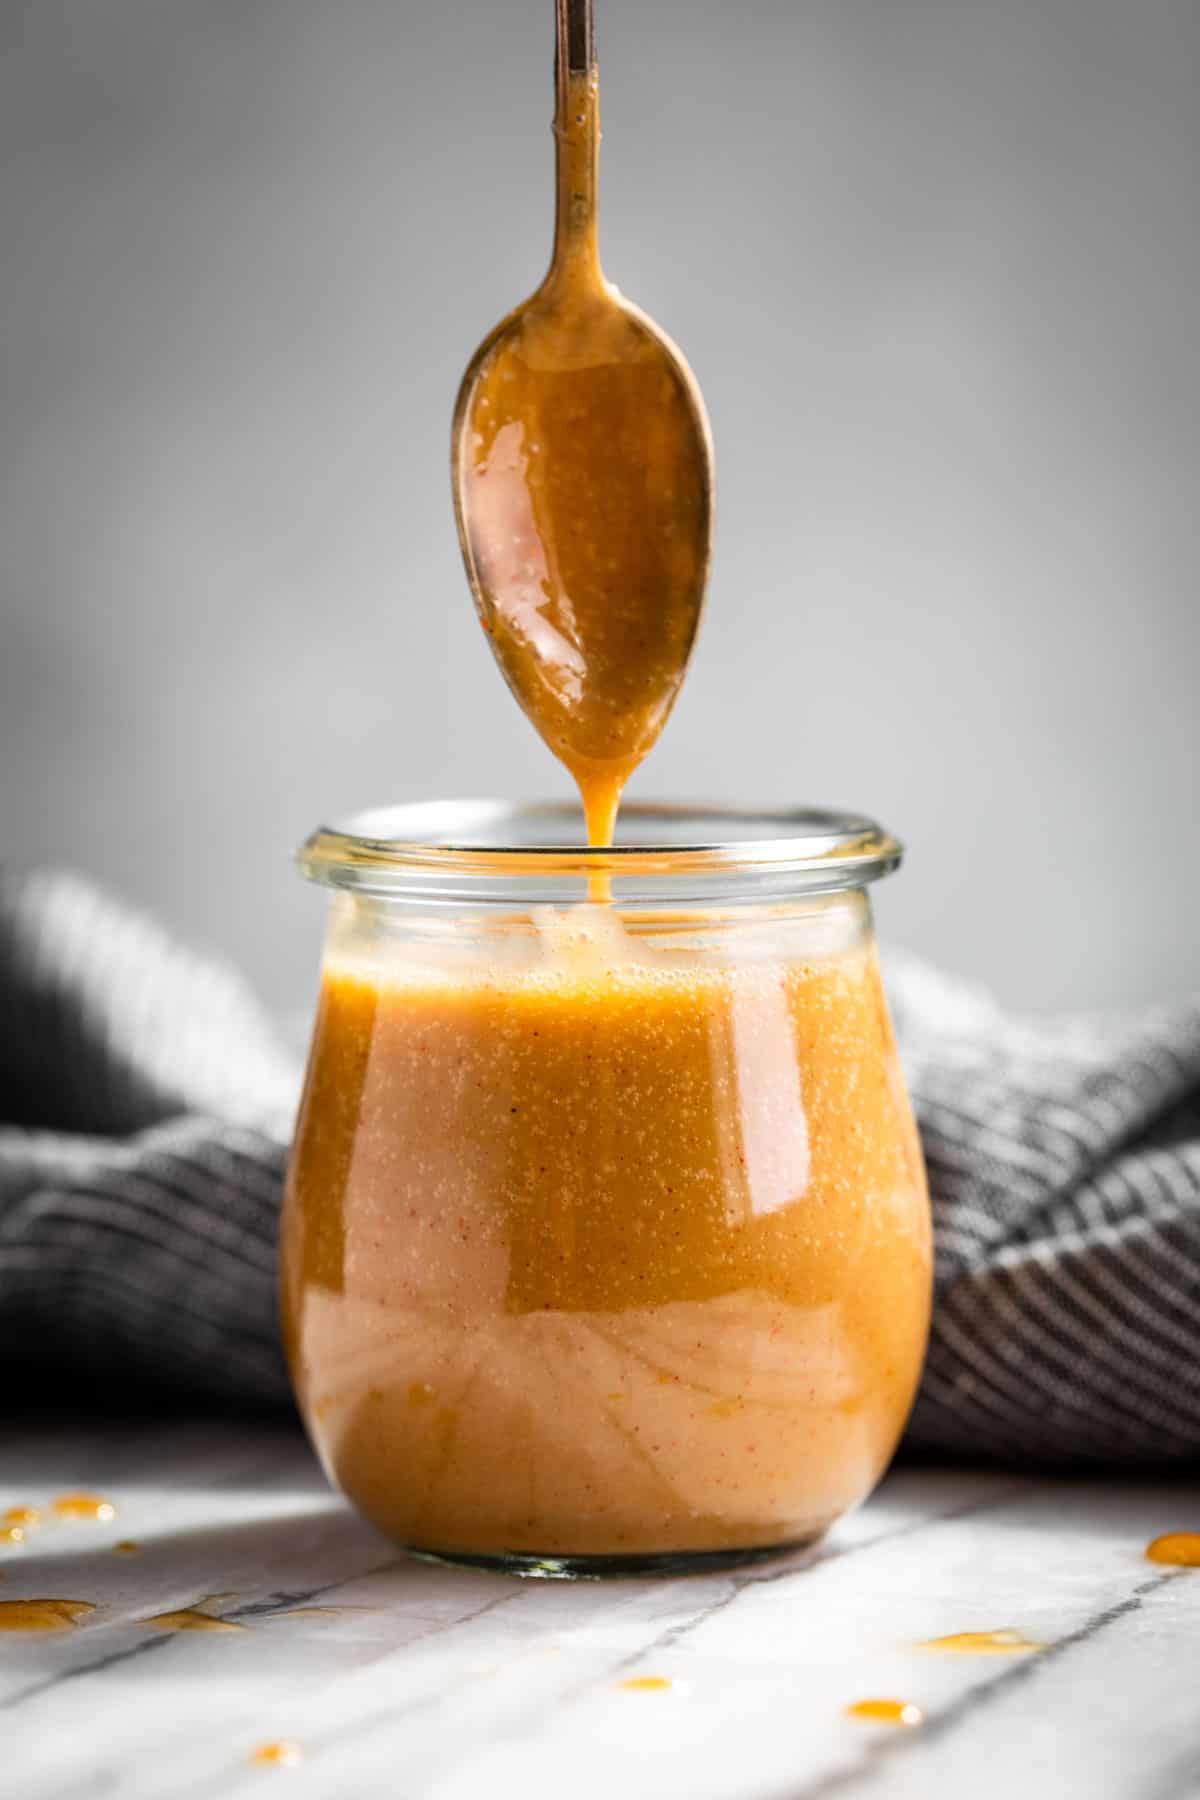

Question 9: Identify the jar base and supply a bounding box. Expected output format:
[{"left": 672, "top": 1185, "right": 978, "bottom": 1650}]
[{"left": 403, "top": 1533, "right": 827, "bottom": 1581}]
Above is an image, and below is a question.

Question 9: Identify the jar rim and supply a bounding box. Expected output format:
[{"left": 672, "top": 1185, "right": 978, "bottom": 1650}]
[{"left": 297, "top": 800, "right": 902, "bottom": 906}]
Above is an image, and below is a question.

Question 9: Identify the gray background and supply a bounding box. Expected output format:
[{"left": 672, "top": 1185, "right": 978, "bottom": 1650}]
[{"left": 2, "top": 0, "right": 1196, "bottom": 1017}]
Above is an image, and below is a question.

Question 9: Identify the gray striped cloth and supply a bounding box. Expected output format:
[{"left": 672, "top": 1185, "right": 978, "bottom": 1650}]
[{"left": 2, "top": 868, "right": 1198, "bottom": 1463}]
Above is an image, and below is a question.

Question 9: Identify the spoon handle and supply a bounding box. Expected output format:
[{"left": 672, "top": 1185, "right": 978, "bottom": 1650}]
[
  {"left": 551, "top": 0, "right": 600, "bottom": 278},
  {"left": 556, "top": 0, "right": 595, "bottom": 77}
]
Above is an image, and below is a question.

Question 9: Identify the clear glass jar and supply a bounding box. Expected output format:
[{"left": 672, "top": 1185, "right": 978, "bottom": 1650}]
[{"left": 281, "top": 802, "right": 930, "bottom": 1576}]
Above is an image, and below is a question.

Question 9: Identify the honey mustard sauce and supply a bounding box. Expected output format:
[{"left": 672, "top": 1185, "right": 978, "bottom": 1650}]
[
  {"left": 2, "top": 1506, "right": 42, "bottom": 1529},
  {"left": 138, "top": 1593, "right": 243, "bottom": 1632},
  {"left": 918, "top": 1628, "right": 1042, "bottom": 1654},
  {"left": 282, "top": 948, "right": 930, "bottom": 1559},
  {"left": 1145, "top": 1532, "right": 1200, "bottom": 1566},
  {"left": 0, "top": 1599, "right": 95, "bottom": 1632},
  {"left": 249, "top": 1741, "right": 304, "bottom": 1767},
  {"left": 50, "top": 1493, "right": 117, "bottom": 1523},
  {"left": 452, "top": 0, "right": 713, "bottom": 851},
  {"left": 847, "top": 1699, "right": 924, "bottom": 1727}
]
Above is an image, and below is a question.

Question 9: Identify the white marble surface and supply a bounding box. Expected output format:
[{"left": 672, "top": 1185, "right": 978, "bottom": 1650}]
[{"left": 2, "top": 1423, "right": 1198, "bottom": 1800}]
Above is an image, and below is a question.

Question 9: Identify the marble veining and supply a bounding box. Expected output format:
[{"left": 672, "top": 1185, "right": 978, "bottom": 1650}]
[{"left": 0, "top": 1424, "right": 1196, "bottom": 1799}]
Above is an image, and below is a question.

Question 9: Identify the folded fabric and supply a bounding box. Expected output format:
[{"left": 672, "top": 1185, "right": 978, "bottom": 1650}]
[{"left": 2, "top": 868, "right": 1198, "bottom": 1462}]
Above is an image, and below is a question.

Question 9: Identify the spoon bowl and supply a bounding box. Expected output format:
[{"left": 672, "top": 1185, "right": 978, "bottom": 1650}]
[{"left": 451, "top": 2, "right": 713, "bottom": 845}]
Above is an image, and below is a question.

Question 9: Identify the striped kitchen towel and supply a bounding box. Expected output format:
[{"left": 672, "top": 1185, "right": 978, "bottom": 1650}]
[{"left": 2, "top": 868, "right": 1198, "bottom": 1462}]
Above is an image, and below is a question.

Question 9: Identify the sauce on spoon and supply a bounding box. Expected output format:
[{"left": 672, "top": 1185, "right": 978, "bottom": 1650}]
[{"left": 452, "top": 0, "right": 713, "bottom": 847}]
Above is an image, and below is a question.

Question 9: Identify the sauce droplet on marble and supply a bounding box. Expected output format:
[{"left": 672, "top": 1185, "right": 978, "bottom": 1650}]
[
  {"left": 847, "top": 1698, "right": 924, "bottom": 1727},
  {"left": 139, "top": 1595, "right": 242, "bottom": 1632},
  {"left": 139, "top": 1608, "right": 243, "bottom": 1633},
  {"left": 0, "top": 1599, "right": 96, "bottom": 1632},
  {"left": 51, "top": 1493, "right": 117, "bottom": 1523},
  {"left": 249, "top": 1741, "right": 304, "bottom": 1767},
  {"left": 620, "top": 1676, "right": 673, "bottom": 1692},
  {"left": 919, "top": 1628, "right": 1042, "bottom": 1654},
  {"left": 1146, "top": 1532, "right": 1200, "bottom": 1567},
  {"left": 0, "top": 1526, "right": 26, "bottom": 1547},
  {"left": 3, "top": 1507, "right": 42, "bottom": 1529},
  {"left": 113, "top": 1541, "right": 141, "bottom": 1555}
]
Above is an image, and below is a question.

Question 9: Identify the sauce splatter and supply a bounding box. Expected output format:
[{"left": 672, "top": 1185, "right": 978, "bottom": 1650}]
[
  {"left": 2, "top": 1507, "right": 41, "bottom": 1529},
  {"left": 139, "top": 1594, "right": 241, "bottom": 1632},
  {"left": 249, "top": 1741, "right": 303, "bottom": 1767},
  {"left": 51, "top": 1494, "right": 117, "bottom": 1523},
  {"left": 847, "top": 1699, "right": 924, "bottom": 1727},
  {"left": 620, "top": 1676, "right": 673, "bottom": 1692},
  {"left": 0, "top": 1599, "right": 95, "bottom": 1632},
  {"left": 1146, "top": 1532, "right": 1200, "bottom": 1567},
  {"left": 139, "top": 1608, "right": 243, "bottom": 1633},
  {"left": 0, "top": 1526, "right": 26, "bottom": 1547},
  {"left": 919, "top": 1628, "right": 1042, "bottom": 1654}
]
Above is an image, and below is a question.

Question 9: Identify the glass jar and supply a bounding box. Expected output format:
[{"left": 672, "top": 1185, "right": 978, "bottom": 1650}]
[{"left": 281, "top": 802, "right": 930, "bottom": 1576}]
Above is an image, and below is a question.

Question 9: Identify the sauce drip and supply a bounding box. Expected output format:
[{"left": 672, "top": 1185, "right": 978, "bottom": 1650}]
[
  {"left": 3, "top": 1506, "right": 41, "bottom": 1529},
  {"left": 453, "top": 9, "right": 712, "bottom": 849},
  {"left": 140, "top": 1609, "right": 242, "bottom": 1633},
  {"left": 847, "top": 1699, "right": 924, "bottom": 1727},
  {"left": 919, "top": 1628, "right": 1042, "bottom": 1654},
  {"left": 0, "top": 1526, "right": 26, "bottom": 1547},
  {"left": 1146, "top": 1531, "right": 1200, "bottom": 1566},
  {"left": 51, "top": 1493, "right": 116, "bottom": 1523},
  {"left": 249, "top": 1741, "right": 303, "bottom": 1767},
  {"left": 139, "top": 1609, "right": 243, "bottom": 1632},
  {"left": 113, "top": 1541, "right": 141, "bottom": 1555},
  {"left": 620, "top": 1676, "right": 673, "bottom": 1692},
  {"left": 0, "top": 1599, "right": 95, "bottom": 1632}
]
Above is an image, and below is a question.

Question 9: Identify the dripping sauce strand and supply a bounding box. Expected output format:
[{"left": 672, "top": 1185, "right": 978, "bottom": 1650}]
[{"left": 458, "top": 0, "right": 710, "bottom": 897}]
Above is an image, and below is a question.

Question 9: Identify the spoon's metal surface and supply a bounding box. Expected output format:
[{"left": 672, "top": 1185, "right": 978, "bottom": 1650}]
[{"left": 451, "top": 0, "right": 714, "bottom": 845}]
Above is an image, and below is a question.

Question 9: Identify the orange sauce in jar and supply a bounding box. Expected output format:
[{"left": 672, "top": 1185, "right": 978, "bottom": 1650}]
[{"left": 281, "top": 914, "right": 930, "bottom": 1561}]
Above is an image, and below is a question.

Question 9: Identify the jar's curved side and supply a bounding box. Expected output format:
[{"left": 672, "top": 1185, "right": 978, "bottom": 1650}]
[{"left": 281, "top": 891, "right": 931, "bottom": 1566}]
